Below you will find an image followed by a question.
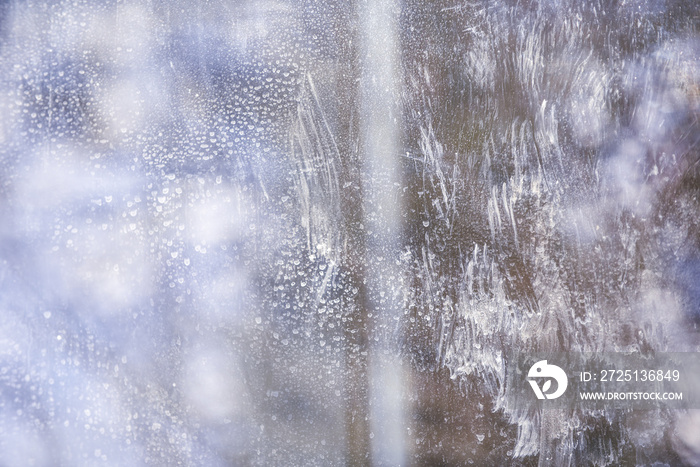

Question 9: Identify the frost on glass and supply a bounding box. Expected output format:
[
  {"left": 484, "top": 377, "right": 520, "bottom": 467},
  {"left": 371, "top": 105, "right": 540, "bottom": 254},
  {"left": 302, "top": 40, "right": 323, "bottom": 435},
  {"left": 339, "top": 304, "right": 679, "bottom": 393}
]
[{"left": 0, "top": 0, "right": 698, "bottom": 466}]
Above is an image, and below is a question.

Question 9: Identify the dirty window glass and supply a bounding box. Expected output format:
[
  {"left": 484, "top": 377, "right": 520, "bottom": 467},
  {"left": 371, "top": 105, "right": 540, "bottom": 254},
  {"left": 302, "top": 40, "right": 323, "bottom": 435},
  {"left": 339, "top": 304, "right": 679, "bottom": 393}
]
[{"left": 1, "top": 0, "right": 699, "bottom": 465}]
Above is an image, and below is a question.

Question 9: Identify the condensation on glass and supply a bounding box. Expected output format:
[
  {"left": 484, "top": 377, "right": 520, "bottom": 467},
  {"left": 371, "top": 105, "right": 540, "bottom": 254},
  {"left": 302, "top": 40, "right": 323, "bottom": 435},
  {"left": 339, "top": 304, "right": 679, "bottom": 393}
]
[{"left": 0, "top": 0, "right": 698, "bottom": 465}]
